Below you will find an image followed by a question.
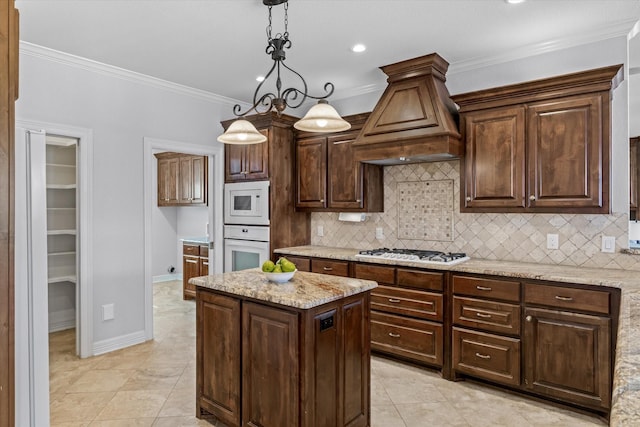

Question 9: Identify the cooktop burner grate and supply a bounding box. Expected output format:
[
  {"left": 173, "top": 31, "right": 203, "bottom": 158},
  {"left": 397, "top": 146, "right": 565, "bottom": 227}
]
[{"left": 356, "top": 248, "right": 470, "bottom": 265}]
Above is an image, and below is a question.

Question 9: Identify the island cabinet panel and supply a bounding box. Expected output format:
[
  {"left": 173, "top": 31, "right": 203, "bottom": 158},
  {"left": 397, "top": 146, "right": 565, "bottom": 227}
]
[
  {"left": 242, "top": 302, "right": 299, "bottom": 427},
  {"left": 196, "top": 293, "right": 241, "bottom": 426},
  {"left": 523, "top": 307, "right": 611, "bottom": 410},
  {"left": 196, "top": 285, "right": 371, "bottom": 427}
]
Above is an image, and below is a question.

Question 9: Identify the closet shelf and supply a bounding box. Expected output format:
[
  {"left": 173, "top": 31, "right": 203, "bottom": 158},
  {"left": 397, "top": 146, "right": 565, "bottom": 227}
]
[
  {"left": 48, "top": 251, "right": 76, "bottom": 257},
  {"left": 46, "top": 184, "right": 76, "bottom": 190},
  {"left": 48, "top": 275, "right": 77, "bottom": 284},
  {"left": 47, "top": 229, "right": 76, "bottom": 236}
]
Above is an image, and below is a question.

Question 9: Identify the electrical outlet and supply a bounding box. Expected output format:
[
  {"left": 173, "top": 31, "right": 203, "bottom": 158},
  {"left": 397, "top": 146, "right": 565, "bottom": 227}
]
[
  {"left": 601, "top": 235, "right": 616, "bottom": 253},
  {"left": 375, "top": 227, "right": 384, "bottom": 240},
  {"left": 102, "top": 304, "right": 114, "bottom": 321},
  {"left": 317, "top": 226, "right": 324, "bottom": 237},
  {"left": 546, "top": 234, "right": 559, "bottom": 250}
]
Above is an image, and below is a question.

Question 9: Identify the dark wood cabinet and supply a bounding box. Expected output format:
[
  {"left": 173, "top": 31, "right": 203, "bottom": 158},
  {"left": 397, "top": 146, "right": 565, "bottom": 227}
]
[
  {"left": 631, "top": 137, "right": 639, "bottom": 218},
  {"left": 196, "top": 286, "right": 371, "bottom": 427},
  {"left": 155, "top": 152, "right": 208, "bottom": 206},
  {"left": 296, "top": 113, "right": 383, "bottom": 212},
  {"left": 356, "top": 263, "right": 445, "bottom": 369},
  {"left": 453, "top": 65, "right": 623, "bottom": 214},
  {"left": 225, "top": 130, "right": 269, "bottom": 182},
  {"left": 182, "top": 243, "right": 209, "bottom": 300}
]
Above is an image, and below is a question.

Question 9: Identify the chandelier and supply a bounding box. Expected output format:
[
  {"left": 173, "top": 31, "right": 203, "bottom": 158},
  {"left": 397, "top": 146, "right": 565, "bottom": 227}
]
[{"left": 218, "top": 0, "right": 351, "bottom": 144}]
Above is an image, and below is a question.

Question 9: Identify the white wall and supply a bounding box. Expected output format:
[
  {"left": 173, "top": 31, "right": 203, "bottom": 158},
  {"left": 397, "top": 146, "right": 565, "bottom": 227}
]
[
  {"left": 333, "top": 36, "right": 630, "bottom": 212},
  {"left": 16, "top": 48, "right": 229, "bottom": 344}
]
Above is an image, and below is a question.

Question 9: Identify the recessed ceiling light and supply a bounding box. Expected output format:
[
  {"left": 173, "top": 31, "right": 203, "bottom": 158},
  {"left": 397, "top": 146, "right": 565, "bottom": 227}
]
[
  {"left": 256, "top": 76, "right": 265, "bottom": 82},
  {"left": 351, "top": 44, "right": 366, "bottom": 53},
  {"left": 505, "top": 0, "right": 525, "bottom": 3}
]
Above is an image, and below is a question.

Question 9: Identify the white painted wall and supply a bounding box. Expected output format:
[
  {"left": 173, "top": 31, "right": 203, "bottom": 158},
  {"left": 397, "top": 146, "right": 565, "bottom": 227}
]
[
  {"left": 333, "top": 36, "right": 630, "bottom": 213},
  {"left": 16, "top": 48, "right": 229, "bottom": 344}
]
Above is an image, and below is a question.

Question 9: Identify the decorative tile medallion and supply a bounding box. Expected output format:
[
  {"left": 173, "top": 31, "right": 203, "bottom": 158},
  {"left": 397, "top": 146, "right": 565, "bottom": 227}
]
[{"left": 397, "top": 180, "right": 453, "bottom": 241}]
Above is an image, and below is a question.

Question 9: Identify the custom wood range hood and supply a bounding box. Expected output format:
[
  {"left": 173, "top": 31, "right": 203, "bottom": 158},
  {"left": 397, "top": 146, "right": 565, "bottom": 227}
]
[{"left": 353, "top": 53, "right": 462, "bottom": 165}]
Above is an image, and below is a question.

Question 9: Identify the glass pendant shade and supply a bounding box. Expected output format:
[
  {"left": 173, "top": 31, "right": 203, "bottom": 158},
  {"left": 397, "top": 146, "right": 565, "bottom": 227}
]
[
  {"left": 293, "top": 101, "right": 351, "bottom": 133},
  {"left": 217, "top": 119, "right": 267, "bottom": 144}
]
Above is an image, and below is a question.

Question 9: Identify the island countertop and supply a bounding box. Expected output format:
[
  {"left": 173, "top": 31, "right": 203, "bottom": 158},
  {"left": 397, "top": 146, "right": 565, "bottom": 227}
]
[
  {"left": 275, "top": 245, "right": 640, "bottom": 426},
  {"left": 189, "top": 268, "right": 377, "bottom": 310}
]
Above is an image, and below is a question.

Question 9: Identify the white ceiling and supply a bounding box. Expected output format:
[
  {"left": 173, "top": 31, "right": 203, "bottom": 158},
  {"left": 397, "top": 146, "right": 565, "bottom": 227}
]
[{"left": 14, "top": 0, "right": 640, "bottom": 116}]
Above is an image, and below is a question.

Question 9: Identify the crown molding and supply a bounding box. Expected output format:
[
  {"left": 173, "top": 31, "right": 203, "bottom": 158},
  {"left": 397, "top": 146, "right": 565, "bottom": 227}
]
[
  {"left": 19, "top": 41, "right": 248, "bottom": 107},
  {"left": 333, "top": 19, "right": 637, "bottom": 100}
]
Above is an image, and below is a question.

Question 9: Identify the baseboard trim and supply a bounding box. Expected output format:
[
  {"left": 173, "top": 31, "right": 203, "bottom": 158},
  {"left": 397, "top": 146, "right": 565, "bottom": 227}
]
[
  {"left": 153, "top": 273, "right": 182, "bottom": 283},
  {"left": 92, "top": 330, "right": 147, "bottom": 356},
  {"left": 49, "top": 309, "right": 75, "bottom": 333}
]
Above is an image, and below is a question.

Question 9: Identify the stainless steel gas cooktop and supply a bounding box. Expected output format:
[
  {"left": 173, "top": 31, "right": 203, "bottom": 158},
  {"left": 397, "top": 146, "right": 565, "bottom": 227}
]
[{"left": 356, "top": 248, "right": 470, "bottom": 266}]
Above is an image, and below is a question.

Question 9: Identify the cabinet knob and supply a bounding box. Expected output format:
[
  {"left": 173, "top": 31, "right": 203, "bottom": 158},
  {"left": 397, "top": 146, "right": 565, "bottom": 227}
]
[
  {"left": 466, "top": 196, "right": 471, "bottom": 202},
  {"left": 529, "top": 195, "right": 536, "bottom": 201},
  {"left": 526, "top": 315, "right": 533, "bottom": 322},
  {"left": 356, "top": 199, "right": 361, "bottom": 203},
  {"left": 320, "top": 199, "right": 324, "bottom": 203}
]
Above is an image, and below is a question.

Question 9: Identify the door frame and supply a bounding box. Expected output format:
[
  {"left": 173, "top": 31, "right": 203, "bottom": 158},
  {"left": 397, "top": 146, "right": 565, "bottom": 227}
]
[
  {"left": 14, "top": 120, "right": 93, "bottom": 426},
  {"left": 142, "top": 137, "right": 223, "bottom": 340}
]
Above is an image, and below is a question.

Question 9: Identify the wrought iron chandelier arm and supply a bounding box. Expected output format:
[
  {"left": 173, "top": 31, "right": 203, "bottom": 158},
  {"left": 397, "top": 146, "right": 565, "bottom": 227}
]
[{"left": 233, "top": 92, "right": 278, "bottom": 117}]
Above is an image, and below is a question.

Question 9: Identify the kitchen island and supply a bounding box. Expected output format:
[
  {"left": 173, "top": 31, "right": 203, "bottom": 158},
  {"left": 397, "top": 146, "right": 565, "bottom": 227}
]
[
  {"left": 275, "top": 245, "right": 640, "bottom": 426},
  {"left": 190, "top": 268, "right": 377, "bottom": 427}
]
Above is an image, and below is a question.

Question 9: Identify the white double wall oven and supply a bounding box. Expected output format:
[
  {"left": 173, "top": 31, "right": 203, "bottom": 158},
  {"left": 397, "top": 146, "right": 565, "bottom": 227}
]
[{"left": 223, "top": 180, "right": 270, "bottom": 272}]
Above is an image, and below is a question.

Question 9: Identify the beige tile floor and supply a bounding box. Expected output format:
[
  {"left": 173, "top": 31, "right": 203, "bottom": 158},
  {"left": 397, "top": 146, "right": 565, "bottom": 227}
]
[{"left": 49, "top": 280, "right": 607, "bottom": 426}]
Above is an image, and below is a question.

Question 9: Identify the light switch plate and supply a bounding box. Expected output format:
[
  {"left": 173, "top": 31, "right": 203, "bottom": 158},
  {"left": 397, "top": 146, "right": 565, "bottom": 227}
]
[
  {"left": 601, "top": 235, "right": 615, "bottom": 253},
  {"left": 317, "top": 226, "right": 324, "bottom": 237},
  {"left": 102, "top": 304, "right": 114, "bottom": 321},
  {"left": 546, "top": 233, "right": 559, "bottom": 250},
  {"left": 375, "top": 227, "right": 384, "bottom": 240}
]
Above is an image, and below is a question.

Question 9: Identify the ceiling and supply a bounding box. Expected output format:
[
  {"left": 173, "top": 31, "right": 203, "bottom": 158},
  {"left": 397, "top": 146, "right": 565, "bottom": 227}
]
[{"left": 14, "top": 0, "right": 640, "bottom": 115}]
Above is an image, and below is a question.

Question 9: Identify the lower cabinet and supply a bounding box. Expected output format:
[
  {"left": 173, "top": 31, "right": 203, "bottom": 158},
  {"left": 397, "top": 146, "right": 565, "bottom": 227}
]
[
  {"left": 196, "top": 288, "right": 370, "bottom": 427},
  {"left": 183, "top": 243, "right": 209, "bottom": 300}
]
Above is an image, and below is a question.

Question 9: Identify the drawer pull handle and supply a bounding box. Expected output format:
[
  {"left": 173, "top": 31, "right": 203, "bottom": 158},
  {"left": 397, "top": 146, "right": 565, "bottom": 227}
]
[
  {"left": 186, "top": 259, "right": 198, "bottom": 264},
  {"left": 476, "top": 285, "right": 492, "bottom": 291},
  {"left": 388, "top": 332, "right": 401, "bottom": 338},
  {"left": 388, "top": 298, "right": 401, "bottom": 303},
  {"left": 323, "top": 267, "right": 333, "bottom": 271},
  {"left": 475, "top": 352, "right": 491, "bottom": 360},
  {"left": 555, "top": 295, "right": 574, "bottom": 302},
  {"left": 476, "top": 312, "right": 492, "bottom": 319}
]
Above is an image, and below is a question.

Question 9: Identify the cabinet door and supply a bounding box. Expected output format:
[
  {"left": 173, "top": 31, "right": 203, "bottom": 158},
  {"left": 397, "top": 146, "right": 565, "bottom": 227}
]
[
  {"left": 296, "top": 136, "right": 327, "bottom": 208},
  {"left": 462, "top": 106, "right": 526, "bottom": 210},
  {"left": 183, "top": 255, "right": 199, "bottom": 300},
  {"left": 196, "top": 292, "right": 241, "bottom": 426},
  {"left": 327, "top": 134, "right": 364, "bottom": 209},
  {"left": 199, "top": 257, "right": 208, "bottom": 276},
  {"left": 242, "top": 302, "right": 299, "bottom": 427},
  {"left": 157, "top": 157, "right": 179, "bottom": 206},
  {"left": 191, "top": 156, "right": 207, "bottom": 205},
  {"left": 244, "top": 129, "right": 269, "bottom": 180},
  {"left": 225, "top": 144, "right": 245, "bottom": 181},
  {"left": 178, "top": 156, "right": 193, "bottom": 204},
  {"left": 524, "top": 307, "right": 611, "bottom": 410},
  {"left": 631, "top": 137, "right": 638, "bottom": 211},
  {"left": 527, "top": 94, "right": 606, "bottom": 211}
]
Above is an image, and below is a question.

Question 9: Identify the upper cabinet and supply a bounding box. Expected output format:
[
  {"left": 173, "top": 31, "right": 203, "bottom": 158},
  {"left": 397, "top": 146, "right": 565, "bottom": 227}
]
[
  {"left": 452, "top": 65, "right": 623, "bottom": 214},
  {"left": 225, "top": 130, "right": 269, "bottom": 182},
  {"left": 631, "top": 137, "right": 639, "bottom": 220},
  {"left": 295, "top": 113, "right": 384, "bottom": 212},
  {"left": 155, "top": 152, "right": 208, "bottom": 207}
]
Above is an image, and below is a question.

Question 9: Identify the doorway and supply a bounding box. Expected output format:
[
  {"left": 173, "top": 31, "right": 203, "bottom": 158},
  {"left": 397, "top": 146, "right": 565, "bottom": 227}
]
[{"left": 142, "top": 137, "right": 223, "bottom": 341}]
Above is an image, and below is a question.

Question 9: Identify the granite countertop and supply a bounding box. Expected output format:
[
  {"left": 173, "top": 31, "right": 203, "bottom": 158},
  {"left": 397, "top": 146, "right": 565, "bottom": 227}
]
[
  {"left": 189, "top": 268, "right": 377, "bottom": 310},
  {"left": 274, "top": 245, "right": 640, "bottom": 425},
  {"left": 181, "top": 236, "right": 209, "bottom": 245}
]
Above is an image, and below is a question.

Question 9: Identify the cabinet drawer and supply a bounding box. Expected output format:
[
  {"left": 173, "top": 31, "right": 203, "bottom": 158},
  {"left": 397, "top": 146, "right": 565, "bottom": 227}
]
[
  {"left": 453, "top": 275, "right": 520, "bottom": 302},
  {"left": 452, "top": 327, "right": 521, "bottom": 387},
  {"left": 311, "top": 259, "right": 349, "bottom": 277},
  {"left": 453, "top": 296, "right": 520, "bottom": 335},
  {"left": 371, "top": 311, "right": 443, "bottom": 367},
  {"left": 183, "top": 244, "right": 200, "bottom": 256},
  {"left": 199, "top": 245, "right": 209, "bottom": 257},
  {"left": 397, "top": 269, "right": 443, "bottom": 292},
  {"left": 524, "top": 283, "right": 610, "bottom": 315},
  {"left": 282, "top": 255, "right": 310, "bottom": 272},
  {"left": 372, "top": 285, "right": 442, "bottom": 321},
  {"left": 354, "top": 263, "right": 394, "bottom": 285}
]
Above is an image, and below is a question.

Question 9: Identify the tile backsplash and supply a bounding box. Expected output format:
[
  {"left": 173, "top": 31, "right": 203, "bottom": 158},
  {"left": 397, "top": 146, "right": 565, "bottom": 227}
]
[{"left": 311, "top": 160, "right": 640, "bottom": 271}]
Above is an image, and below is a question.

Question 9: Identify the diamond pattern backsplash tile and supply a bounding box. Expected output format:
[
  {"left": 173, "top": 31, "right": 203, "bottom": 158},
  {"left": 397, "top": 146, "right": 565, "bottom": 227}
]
[{"left": 311, "top": 160, "right": 640, "bottom": 271}]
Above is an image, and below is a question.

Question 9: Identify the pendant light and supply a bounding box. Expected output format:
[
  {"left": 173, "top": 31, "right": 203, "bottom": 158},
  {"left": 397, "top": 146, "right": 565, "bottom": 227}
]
[{"left": 218, "top": 0, "right": 349, "bottom": 144}]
